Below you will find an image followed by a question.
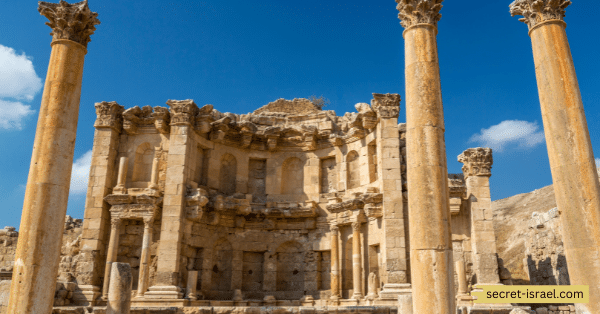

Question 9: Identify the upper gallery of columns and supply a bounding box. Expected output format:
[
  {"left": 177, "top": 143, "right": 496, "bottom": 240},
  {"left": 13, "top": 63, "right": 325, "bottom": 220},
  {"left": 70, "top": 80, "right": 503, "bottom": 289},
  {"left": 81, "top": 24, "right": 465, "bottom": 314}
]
[
  {"left": 509, "top": 0, "right": 571, "bottom": 30},
  {"left": 395, "top": 0, "right": 443, "bottom": 30},
  {"left": 38, "top": 0, "right": 101, "bottom": 47},
  {"left": 458, "top": 147, "right": 493, "bottom": 178},
  {"left": 93, "top": 94, "right": 400, "bottom": 152}
]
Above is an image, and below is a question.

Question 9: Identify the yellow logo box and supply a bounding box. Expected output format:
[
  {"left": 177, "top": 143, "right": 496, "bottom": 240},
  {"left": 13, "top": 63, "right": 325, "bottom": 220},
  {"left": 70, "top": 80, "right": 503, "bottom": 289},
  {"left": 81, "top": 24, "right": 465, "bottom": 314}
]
[{"left": 472, "top": 285, "right": 589, "bottom": 304}]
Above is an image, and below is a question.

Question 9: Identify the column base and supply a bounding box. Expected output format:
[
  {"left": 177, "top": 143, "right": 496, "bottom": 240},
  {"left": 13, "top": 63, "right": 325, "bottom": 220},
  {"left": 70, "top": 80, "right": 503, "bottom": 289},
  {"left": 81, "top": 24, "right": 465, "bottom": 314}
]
[
  {"left": 144, "top": 285, "right": 183, "bottom": 299},
  {"left": 72, "top": 285, "right": 101, "bottom": 306},
  {"left": 379, "top": 283, "right": 411, "bottom": 300}
]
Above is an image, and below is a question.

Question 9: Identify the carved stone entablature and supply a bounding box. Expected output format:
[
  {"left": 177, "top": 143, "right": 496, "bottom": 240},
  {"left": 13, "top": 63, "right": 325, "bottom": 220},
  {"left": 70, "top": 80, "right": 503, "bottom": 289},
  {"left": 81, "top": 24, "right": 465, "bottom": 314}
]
[
  {"left": 213, "top": 194, "right": 252, "bottom": 216},
  {"left": 104, "top": 193, "right": 162, "bottom": 222},
  {"left": 262, "top": 201, "right": 317, "bottom": 218},
  {"left": 167, "top": 99, "right": 199, "bottom": 126},
  {"left": 458, "top": 148, "right": 493, "bottom": 178},
  {"left": 448, "top": 173, "right": 466, "bottom": 216},
  {"left": 448, "top": 173, "right": 466, "bottom": 199},
  {"left": 195, "top": 104, "right": 215, "bottom": 134},
  {"left": 510, "top": 0, "right": 571, "bottom": 30},
  {"left": 355, "top": 103, "right": 379, "bottom": 130},
  {"left": 395, "top": 0, "right": 443, "bottom": 30},
  {"left": 185, "top": 187, "right": 209, "bottom": 222},
  {"left": 333, "top": 209, "right": 367, "bottom": 226},
  {"left": 238, "top": 122, "right": 257, "bottom": 148},
  {"left": 122, "top": 106, "right": 155, "bottom": 135},
  {"left": 152, "top": 106, "right": 171, "bottom": 134},
  {"left": 38, "top": 0, "right": 100, "bottom": 48},
  {"left": 372, "top": 93, "right": 401, "bottom": 119},
  {"left": 327, "top": 190, "right": 383, "bottom": 219},
  {"left": 94, "top": 101, "right": 124, "bottom": 132}
]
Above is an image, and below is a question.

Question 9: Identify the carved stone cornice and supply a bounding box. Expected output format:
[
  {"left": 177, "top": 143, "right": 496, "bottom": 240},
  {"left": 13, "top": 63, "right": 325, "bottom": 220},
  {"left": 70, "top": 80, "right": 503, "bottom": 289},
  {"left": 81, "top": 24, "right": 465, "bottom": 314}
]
[
  {"left": 38, "top": 0, "right": 100, "bottom": 48},
  {"left": 372, "top": 93, "right": 401, "bottom": 119},
  {"left": 94, "top": 101, "right": 124, "bottom": 132},
  {"left": 122, "top": 106, "right": 154, "bottom": 135},
  {"left": 510, "top": 0, "right": 571, "bottom": 30},
  {"left": 331, "top": 225, "right": 339, "bottom": 235},
  {"left": 458, "top": 148, "right": 493, "bottom": 178},
  {"left": 448, "top": 174, "right": 466, "bottom": 199},
  {"left": 395, "top": 0, "right": 443, "bottom": 30},
  {"left": 166, "top": 99, "right": 199, "bottom": 126},
  {"left": 152, "top": 107, "right": 171, "bottom": 134}
]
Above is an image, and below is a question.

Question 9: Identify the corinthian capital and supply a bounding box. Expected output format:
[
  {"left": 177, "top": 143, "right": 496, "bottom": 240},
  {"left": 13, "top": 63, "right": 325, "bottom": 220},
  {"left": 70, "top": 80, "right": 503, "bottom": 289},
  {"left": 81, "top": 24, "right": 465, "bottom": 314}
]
[
  {"left": 510, "top": 0, "right": 571, "bottom": 30},
  {"left": 38, "top": 0, "right": 100, "bottom": 48},
  {"left": 458, "top": 148, "right": 493, "bottom": 178},
  {"left": 166, "top": 99, "right": 199, "bottom": 126},
  {"left": 372, "top": 93, "right": 401, "bottom": 119},
  {"left": 94, "top": 101, "right": 124, "bottom": 132},
  {"left": 395, "top": 0, "right": 443, "bottom": 29}
]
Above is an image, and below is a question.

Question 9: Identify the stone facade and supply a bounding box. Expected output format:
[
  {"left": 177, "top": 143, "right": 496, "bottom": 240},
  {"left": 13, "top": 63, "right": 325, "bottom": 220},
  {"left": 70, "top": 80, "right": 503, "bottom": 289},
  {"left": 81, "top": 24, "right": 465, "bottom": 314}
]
[{"left": 20, "top": 95, "right": 506, "bottom": 312}]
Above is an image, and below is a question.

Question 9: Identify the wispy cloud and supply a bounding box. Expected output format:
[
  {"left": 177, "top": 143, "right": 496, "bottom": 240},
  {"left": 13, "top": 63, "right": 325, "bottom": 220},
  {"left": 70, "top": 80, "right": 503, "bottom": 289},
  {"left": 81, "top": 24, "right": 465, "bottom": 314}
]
[
  {"left": 469, "top": 120, "right": 545, "bottom": 152},
  {"left": 70, "top": 150, "right": 93, "bottom": 195},
  {"left": 0, "top": 45, "right": 42, "bottom": 130}
]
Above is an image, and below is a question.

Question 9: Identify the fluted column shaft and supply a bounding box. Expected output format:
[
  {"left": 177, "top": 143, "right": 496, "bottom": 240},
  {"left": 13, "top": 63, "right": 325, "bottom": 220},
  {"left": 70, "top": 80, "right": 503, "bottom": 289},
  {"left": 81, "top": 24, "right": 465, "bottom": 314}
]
[
  {"left": 102, "top": 219, "right": 122, "bottom": 300},
  {"left": 330, "top": 226, "right": 340, "bottom": 300},
  {"left": 525, "top": 19, "right": 600, "bottom": 313},
  {"left": 136, "top": 218, "right": 153, "bottom": 297},
  {"left": 351, "top": 222, "right": 363, "bottom": 299},
  {"left": 8, "top": 2, "right": 99, "bottom": 310},
  {"left": 399, "top": 3, "right": 455, "bottom": 311}
]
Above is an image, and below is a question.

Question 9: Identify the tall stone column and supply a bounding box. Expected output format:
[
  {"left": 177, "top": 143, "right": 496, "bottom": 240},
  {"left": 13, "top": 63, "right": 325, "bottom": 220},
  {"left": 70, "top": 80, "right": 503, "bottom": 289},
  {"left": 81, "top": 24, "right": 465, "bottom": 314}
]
[
  {"left": 372, "top": 94, "right": 409, "bottom": 300},
  {"left": 7, "top": 2, "right": 100, "bottom": 313},
  {"left": 146, "top": 100, "right": 198, "bottom": 299},
  {"left": 102, "top": 218, "right": 122, "bottom": 301},
  {"left": 458, "top": 148, "right": 501, "bottom": 285},
  {"left": 136, "top": 217, "right": 154, "bottom": 298},
  {"left": 330, "top": 225, "right": 341, "bottom": 300},
  {"left": 351, "top": 222, "right": 363, "bottom": 300},
  {"left": 510, "top": 1, "right": 600, "bottom": 312},
  {"left": 395, "top": 1, "right": 455, "bottom": 313}
]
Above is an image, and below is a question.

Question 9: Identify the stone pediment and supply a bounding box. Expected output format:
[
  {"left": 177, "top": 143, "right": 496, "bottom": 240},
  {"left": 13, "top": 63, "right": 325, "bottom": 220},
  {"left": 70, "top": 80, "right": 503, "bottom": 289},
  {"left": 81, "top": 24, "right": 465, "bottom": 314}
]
[{"left": 253, "top": 98, "right": 320, "bottom": 116}]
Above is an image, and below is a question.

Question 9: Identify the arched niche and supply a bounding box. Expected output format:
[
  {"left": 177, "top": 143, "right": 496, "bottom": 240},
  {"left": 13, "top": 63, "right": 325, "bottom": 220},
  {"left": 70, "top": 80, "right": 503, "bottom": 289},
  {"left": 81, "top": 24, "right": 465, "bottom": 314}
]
[
  {"left": 281, "top": 157, "right": 304, "bottom": 195},
  {"left": 275, "top": 241, "right": 305, "bottom": 296},
  {"left": 219, "top": 154, "right": 237, "bottom": 195},
  {"left": 347, "top": 150, "right": 360, "bottom": 190},
  {"left": 210, "top": 238, "right": 233, "bottom": 294},
  {"left": 132, "top": 142, "right": 155, "bottom": 185}
]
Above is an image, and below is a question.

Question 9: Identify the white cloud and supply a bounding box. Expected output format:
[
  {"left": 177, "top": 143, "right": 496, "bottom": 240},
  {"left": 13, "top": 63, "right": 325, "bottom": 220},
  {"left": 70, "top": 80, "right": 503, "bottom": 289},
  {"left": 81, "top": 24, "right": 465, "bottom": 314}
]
[
  {"left": 70, "top": 150, "right": 93, "bottom": 195},
  {"left": 469, "top": 120, "right": 545, "bottom": 152},
  {"left": 0, "top": 100, "right": 35, "bottom": 130},
  {"left": 0, "top": 45, "right": 43, "bottom": 101},
  {"left": 0, "top": 45, "right": 43, "bottom": 130}
]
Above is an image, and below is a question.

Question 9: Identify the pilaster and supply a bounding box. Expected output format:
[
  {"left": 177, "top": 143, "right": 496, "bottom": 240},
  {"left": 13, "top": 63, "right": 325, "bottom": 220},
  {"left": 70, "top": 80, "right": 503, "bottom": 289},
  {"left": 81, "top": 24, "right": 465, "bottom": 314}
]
[
  {"left": 372, "top": 93, "right": 409, "bottom": 300},
  {"left": 458, "top": 148, "right": 500, "bottom": 285},
  {"left": 146, "top": 100, "right": 198, "bottom": 299}
]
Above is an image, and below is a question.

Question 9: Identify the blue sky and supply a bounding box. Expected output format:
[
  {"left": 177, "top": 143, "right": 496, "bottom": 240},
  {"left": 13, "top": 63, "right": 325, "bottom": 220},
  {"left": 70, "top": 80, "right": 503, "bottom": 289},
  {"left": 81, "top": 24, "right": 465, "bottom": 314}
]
[{"left": 1, "top": 0, "right": 599, "bottom": 229}]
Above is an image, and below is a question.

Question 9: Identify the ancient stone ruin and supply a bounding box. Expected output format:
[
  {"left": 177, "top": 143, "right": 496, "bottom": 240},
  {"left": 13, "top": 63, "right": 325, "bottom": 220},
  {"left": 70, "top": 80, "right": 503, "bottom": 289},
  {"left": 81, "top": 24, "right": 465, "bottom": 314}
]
[{"left": 6, "top": 0, "right": 600, "bottom": 313}]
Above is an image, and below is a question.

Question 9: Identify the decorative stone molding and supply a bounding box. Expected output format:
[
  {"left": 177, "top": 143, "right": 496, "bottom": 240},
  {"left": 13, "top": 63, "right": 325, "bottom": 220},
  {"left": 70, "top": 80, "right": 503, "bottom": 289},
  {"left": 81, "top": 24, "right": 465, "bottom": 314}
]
[
  {"left": 122, "top": 106, "right": 154, "bottom": 135},
  {"left": 152, "top": 107, "right": 171, "bottom": 134},
  {"left": 510, "top": 0, "right": 571, "bottom": 30},
  {"left": 448, "top": 174, "right": 466, "bottom": 215},
  {"left": 94, "top": 101, "right": 124, "bottom": 132},
  {"left": 185, "top": 187, "right": 209, "bottom": 222},
  {"left": 166, "top": 99, "right": 199, "bottom": 126},
  {"left": 458, "top": 148, "right": 493, "bottom": 178},
  {"left": 395, "top": 0, "right": 443, "bottom": 29},
  {"left": 38, "top": 0, "right": 100, "bottom": 48},
  {"left": 372, "top": 93, "right": 401, "bottom": 119}
]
